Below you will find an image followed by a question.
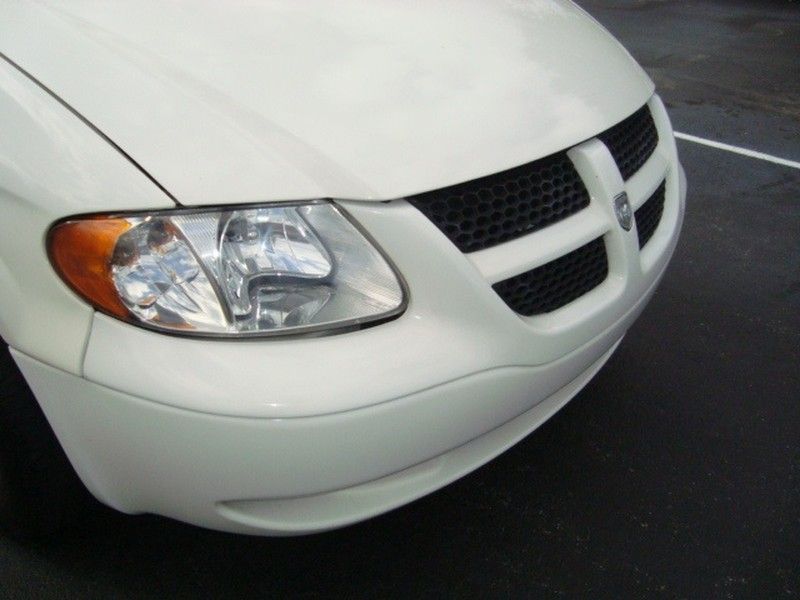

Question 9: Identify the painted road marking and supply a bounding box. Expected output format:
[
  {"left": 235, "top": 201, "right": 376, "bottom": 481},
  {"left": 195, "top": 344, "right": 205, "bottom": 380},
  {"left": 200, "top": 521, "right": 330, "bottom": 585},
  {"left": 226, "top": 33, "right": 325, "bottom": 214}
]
[{"left": 675, "top": 132, "right": 800, "bottom": 170}]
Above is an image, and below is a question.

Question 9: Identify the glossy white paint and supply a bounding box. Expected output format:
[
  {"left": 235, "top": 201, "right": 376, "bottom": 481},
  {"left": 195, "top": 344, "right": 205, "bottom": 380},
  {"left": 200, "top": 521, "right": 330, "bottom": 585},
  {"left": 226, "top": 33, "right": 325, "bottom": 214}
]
[
  {"left": 0, "top": 60, "right": 173, "bottom": 374},
  {"left": 14, "top": 338, "right": 622, "bottom": 535},
  {"left": 0, "top": 0, "right": 653, "bottom": 205},
  {"left": 0, "top": 1, "right": 685, "bottom": 534}
]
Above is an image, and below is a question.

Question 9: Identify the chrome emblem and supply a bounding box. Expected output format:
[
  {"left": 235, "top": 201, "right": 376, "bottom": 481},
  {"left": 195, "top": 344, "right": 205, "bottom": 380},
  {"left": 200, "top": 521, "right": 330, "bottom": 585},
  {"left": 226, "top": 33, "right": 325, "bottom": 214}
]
[{"left": 613, "top": 191, "right": 633, "bottom": 231}]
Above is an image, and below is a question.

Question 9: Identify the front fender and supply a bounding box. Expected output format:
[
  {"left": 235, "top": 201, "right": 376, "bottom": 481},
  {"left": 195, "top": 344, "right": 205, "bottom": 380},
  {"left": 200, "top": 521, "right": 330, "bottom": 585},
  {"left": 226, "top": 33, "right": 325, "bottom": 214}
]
[{"left": 0, "top": 57, "right": 173, "bottom": 374}]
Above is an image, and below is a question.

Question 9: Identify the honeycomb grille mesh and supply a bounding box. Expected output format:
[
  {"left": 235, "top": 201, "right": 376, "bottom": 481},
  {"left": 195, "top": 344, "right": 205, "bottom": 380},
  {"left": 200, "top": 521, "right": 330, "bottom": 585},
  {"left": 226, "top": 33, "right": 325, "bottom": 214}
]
[
  {"left": 492, "top": 238, "right": 609, "bottom": 315},
  {"left": 407, "top": 153, "right": 590, "bottom": 253},
  {"left": 635, "top": 180, "right": 666, "bottom": 249},
  {"left": 599, "top": 105, "right": 659, "bottom": 180}
]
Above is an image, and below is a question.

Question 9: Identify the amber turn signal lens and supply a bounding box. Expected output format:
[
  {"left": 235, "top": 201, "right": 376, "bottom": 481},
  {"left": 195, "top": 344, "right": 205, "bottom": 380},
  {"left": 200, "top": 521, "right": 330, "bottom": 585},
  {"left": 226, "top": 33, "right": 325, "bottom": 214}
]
[{"left": 48, "top": 218, "right": 132, "bottom": 319}]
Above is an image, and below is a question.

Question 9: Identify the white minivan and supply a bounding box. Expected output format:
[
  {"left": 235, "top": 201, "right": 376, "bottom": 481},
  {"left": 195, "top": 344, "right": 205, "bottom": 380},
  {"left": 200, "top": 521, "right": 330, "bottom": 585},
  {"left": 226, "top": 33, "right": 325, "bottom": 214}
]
[{"left": 0, "top": 0, "right": 684, "bottom": 536}]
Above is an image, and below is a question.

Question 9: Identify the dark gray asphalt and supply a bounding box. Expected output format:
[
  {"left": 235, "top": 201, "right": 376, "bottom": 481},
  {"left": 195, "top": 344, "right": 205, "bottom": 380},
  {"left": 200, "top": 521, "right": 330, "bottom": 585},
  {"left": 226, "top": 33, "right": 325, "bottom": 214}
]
[{"left": 1, "top": 1, "right": 798, "bottom": 598}]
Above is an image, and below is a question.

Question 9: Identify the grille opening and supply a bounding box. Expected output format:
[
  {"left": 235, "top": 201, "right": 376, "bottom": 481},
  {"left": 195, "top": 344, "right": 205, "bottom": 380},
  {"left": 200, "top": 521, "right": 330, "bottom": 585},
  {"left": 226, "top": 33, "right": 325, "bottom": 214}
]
[
  {"left": 492, "top": 237, "right": 609, "bottom": 316},
  {"left": 599, "top": 105, "right": 659, "bottom": 180},
  {"left": 408, "top": 152, "right": 590, "bottom": 253},
  {"left": 635, "top": 180, "right": 667, "bottom": 249}
]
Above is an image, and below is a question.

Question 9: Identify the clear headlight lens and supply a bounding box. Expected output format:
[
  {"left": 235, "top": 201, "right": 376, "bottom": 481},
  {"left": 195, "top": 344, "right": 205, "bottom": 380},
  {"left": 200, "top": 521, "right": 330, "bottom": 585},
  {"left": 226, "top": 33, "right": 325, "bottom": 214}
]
[{"left": 49, "top": 202, "right": 406, "bottom": 336}]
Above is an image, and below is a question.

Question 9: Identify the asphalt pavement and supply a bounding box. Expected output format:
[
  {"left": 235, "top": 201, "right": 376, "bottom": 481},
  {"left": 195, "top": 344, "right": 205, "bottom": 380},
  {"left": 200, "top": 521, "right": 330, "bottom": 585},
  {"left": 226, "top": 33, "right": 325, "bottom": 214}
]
[{"left": 0, "top": 1, "right": 798, "bottom": 598}]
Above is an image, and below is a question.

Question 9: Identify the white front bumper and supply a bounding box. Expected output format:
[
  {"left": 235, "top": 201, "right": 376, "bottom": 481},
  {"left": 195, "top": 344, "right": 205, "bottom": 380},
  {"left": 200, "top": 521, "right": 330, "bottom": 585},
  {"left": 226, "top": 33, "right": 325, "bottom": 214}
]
[
  {"left": 13, "top": 333, "right": 624, "bottom": 535},
  {"left": 14, "top": 96, "right": 685, "bottom": 534}
]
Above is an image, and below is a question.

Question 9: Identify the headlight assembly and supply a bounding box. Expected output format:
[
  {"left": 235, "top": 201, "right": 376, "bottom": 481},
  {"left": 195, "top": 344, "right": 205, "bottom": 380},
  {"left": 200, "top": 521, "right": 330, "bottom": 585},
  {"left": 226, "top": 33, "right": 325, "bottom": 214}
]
[{"left": 48, "top": 202, "right": 406, "bottom": 337}]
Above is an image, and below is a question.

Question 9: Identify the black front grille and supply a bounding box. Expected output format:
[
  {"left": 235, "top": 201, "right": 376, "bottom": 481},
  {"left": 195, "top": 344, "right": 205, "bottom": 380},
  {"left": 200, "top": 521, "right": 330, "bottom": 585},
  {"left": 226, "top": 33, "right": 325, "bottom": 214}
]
[
  {"left": 635, "top": 180, "right": 666, "bottom": 249},
  {"left": 492, "top": 238, "right": 608, "bottom": 315},
  {"left": 407, "top": 152, "right": 590, "bottom": 253},
  {"left": 599, "top": 105, "right": 659, "bottom": 180}
]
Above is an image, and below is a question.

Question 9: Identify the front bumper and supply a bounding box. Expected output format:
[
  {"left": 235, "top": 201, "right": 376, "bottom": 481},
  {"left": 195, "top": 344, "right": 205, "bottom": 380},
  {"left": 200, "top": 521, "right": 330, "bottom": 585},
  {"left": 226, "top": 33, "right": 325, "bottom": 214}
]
[
  {"left": 14, "top": 96, "right": 685, "bottom": 534},
  {"left": 14, "top": 325, "right": 625, "bottom": 535}
]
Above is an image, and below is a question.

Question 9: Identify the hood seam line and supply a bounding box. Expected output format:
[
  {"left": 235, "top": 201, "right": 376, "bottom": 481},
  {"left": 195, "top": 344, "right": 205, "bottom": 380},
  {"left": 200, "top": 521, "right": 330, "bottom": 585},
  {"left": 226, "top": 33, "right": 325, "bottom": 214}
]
[{"left": 0, "top": 51, "right": 181, "bottom": 207}]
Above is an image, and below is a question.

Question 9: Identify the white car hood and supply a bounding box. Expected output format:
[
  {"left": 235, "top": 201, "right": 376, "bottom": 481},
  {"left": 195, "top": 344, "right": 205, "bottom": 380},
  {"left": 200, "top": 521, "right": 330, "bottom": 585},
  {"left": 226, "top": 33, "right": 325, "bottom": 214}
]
[{"left": 0, "top": 1, "right": 653, "bottom": 206}]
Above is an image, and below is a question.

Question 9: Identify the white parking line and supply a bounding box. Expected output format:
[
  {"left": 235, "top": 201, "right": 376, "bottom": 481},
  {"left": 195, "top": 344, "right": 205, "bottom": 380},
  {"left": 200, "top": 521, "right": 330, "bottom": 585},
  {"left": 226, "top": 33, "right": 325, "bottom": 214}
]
[{"left": 675, "top": 132, "right": 800, "bottom": 170}]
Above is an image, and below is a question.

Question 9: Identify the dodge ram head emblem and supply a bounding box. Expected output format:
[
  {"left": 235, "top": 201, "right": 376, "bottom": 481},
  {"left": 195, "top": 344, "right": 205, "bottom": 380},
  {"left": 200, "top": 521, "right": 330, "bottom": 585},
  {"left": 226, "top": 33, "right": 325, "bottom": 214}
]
[{"left": 613, "top": 191, "right": 633, "bottom": 231}]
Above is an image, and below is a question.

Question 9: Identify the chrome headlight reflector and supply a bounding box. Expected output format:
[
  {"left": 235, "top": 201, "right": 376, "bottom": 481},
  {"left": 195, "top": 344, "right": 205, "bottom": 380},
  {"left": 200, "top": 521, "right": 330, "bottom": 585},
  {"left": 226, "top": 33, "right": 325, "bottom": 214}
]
[{"left": 49, "top": 202, "right": 406, "bottom": 336}]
